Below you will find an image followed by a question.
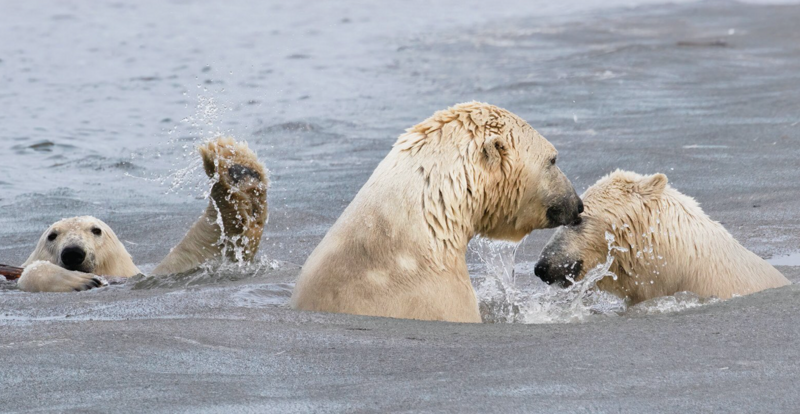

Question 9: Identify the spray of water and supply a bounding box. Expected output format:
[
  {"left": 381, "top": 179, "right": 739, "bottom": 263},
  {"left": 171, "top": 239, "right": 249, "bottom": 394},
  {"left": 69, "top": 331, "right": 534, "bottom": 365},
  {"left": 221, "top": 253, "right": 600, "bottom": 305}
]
[
  {"left": 471, "top": 239, "right": 521, "bottom": 323},
  {"left": 130, "top": 255, "right": 281, "bottom": 290},
  {"left": 126, "top": 81, "right": 264, "bottom": 274},
  {"left": 126, "top": 81, "right": 235, "bottom": 197},
  {"left": 472, "top": 230, "right": 719, "bottom": 323},
  {"left": 517, "top": 233, "right": 627, "bottom": 324},
  {"left": 164, "top": 85, "right": 234, "bottom": 195},
  {"left": 471, "top": 233, "right": 626, "bottom": 324}
]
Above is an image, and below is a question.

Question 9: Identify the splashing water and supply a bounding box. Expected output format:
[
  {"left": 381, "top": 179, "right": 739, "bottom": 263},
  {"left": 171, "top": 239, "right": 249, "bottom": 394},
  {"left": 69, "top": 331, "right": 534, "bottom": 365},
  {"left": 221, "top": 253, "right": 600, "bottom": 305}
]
[
  {"left": 515, "top": 237, "right": 626, "bottom": 324},
  {"left": 126, "top": 84, "right": 235, "bottom": 197},
  {"left": 471, "top": 238, "right": 521, "bottom": 323},
  {"left": 165, "top": 88, "right": 235, "bottom": 194},
  {"left": 471, "top": 232, "right": 714, "bottom": 324},
  {"left": 130, "top": 255, "right": 283, "bottom": 290},
  {"left": 471, "top": 233, "right": 625, "bottom": 324},
  {"left": 130, "top": 87, "right": 261, "bottom": 269}
]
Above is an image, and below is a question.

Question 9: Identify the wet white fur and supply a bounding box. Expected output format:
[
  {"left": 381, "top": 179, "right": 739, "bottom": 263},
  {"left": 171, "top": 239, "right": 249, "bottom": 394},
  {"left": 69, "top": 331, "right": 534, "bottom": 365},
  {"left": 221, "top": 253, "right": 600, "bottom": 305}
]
[
  {"left": 565, "top": 170, "right": 790, "bottom": 303},
  {"left": 23, "top": 215, "right": 140, "bottom": 275},
  {"left": 16, "top": 138, "right": 268, "bottom": 293},
  {"left": 291, "top": 102, "right": 576, "bottom": 322},
  {"left": 18, "top": 260, "right": 107, "bottom": 293}
]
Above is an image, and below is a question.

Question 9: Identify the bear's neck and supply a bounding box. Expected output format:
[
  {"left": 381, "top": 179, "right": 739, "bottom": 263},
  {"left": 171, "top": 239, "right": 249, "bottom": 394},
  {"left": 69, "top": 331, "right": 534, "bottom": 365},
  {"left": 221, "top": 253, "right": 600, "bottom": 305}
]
[
  {"left": 607, "top": 189, "right": 786, "bottom": 302},
  {"left": 352, "top": 157, "right": 479, "bottom": 280},
  {"left": 605, "top": 191, "right": 711, "bottom": 301}
]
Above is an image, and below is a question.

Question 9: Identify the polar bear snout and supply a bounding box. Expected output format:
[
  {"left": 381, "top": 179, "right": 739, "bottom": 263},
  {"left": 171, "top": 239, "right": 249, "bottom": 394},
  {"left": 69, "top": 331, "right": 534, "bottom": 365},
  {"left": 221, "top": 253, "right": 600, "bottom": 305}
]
[
  {"left": 534, "top": 258, "right": 582, "bottom": 287},
  {"left": 61, "top": 246, "right": 86, "bottom": 270},
  {"left": 60, "top": 245, "right": 88, "bottom": 272},
  {"left": 546, "top": 196, "right": 584, "bottom": 227}
]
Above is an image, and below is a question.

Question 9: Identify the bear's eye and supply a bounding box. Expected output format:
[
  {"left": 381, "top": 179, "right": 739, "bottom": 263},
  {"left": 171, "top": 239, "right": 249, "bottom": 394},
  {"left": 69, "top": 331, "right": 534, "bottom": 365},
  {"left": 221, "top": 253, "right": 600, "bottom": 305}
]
[
  {"left": 47, "top": 232, "right": 58, "bottom": 241},
  {"left": 550, "top": 156, "right": 557, "bottom": 165},
  {"left": 91, "top": 227, "right": 102, "bottom": 236}
]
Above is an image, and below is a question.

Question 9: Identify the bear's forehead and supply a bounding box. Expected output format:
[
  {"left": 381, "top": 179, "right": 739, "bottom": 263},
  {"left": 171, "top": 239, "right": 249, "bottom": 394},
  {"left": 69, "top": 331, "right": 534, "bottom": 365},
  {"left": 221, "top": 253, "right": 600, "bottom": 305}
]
[
  {"left": 582, "top": 185, "right": 631, "bottom": 215},
  {"left": 585, "top": 172, "right": 641, "bottom": 197},
  {"left": 52, "top": 217, "right": 102, "bottom": 231}
]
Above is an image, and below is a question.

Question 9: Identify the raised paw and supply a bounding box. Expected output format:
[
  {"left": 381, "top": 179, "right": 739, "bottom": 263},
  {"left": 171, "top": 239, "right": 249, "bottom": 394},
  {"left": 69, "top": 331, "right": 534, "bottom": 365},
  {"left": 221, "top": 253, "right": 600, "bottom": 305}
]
[{"left": 198, "top": 137, "right": 269, "bottom": 261}]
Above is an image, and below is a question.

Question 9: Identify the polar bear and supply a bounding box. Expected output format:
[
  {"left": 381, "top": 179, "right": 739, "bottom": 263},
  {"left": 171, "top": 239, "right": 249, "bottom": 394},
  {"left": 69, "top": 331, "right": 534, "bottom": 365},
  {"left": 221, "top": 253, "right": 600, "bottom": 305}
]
[
  {"left": 535, "top": 170, "right": 790, "bottom": 304},
  {"left": 291, "top": 102, "right": 583, "bottom": 322},
  {"left": 16, "top": 137, "right": 269, "bottom": 292}
]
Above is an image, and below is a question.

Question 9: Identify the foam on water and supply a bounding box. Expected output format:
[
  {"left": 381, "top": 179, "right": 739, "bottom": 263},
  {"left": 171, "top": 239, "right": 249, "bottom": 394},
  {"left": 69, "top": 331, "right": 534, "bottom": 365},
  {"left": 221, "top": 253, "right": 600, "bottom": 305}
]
[
  {"left": 129, "top": 256, "right": 283, "bottom": 290},
  {"left": 627, "top": 292, "right": 719, "bottom": 316}
]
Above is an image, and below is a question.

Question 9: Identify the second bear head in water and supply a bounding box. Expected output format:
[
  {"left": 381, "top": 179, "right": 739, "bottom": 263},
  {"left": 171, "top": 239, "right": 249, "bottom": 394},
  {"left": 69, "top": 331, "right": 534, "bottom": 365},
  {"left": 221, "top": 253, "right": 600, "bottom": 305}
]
[{"left": 535, "top": 170, "right": 789, "bottom": 304}]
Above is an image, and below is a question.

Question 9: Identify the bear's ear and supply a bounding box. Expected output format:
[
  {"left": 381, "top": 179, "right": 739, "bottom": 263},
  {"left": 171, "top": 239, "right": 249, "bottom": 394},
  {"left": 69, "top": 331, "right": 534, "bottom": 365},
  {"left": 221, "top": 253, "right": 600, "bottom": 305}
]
[
  {"left": 636, "top": 173, "right": 668, "bottom": 197},
  {"left": 482, "top": 135, "right": 508, "bottom": 170}
]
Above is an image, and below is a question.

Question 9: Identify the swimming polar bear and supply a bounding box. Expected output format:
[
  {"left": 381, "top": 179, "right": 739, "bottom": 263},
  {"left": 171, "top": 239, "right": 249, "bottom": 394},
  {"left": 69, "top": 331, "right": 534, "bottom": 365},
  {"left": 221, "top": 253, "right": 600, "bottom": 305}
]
[
  {"left": 16, "top": 137, "right": 269, "bottom": 292},
  {"left": 535, "top": 170, "right": 790, "bottom": 304},
  {"left": 292, "top": 102, "right": 583, "bottom": 322}
]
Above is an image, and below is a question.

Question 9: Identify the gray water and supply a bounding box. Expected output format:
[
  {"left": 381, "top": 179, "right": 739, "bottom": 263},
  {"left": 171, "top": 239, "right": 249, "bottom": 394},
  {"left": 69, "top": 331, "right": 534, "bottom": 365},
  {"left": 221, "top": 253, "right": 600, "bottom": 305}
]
[{"left": 2, "top": 0, "right": 800, "bottom": 412}]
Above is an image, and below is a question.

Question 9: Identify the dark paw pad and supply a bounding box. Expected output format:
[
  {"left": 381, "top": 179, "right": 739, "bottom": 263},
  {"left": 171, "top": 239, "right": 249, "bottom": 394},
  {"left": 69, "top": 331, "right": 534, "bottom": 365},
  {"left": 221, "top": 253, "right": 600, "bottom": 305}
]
[{"left": 228, "top": 164, "right": 261, "bottom": 184}]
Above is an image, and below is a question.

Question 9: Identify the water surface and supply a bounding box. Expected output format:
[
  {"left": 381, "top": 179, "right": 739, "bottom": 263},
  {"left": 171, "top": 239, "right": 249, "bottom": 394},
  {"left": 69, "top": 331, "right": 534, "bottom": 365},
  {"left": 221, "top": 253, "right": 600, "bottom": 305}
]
[{"left": 2, "top": 0, "right": 800, "bottom": 412}]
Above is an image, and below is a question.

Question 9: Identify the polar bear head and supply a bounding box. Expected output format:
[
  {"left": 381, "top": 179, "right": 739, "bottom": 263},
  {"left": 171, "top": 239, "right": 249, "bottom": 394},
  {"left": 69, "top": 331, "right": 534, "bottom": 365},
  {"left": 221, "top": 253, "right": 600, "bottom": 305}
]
[
  {"left": 23, "top": 216, "right": 140, "bottom": 277},
  {"left": 534, "top": 170, "right": 668, "bottom": 287},
  {"left": 395, "top": 102, "right": 583, "bottom": 246}
]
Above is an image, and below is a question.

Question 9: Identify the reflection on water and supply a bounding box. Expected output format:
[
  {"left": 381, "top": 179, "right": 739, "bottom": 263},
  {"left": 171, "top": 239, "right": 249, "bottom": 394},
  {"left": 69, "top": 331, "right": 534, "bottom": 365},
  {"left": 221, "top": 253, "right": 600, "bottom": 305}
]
[{"left": 768, "top": 252, "right": 800, "bottom": 267}]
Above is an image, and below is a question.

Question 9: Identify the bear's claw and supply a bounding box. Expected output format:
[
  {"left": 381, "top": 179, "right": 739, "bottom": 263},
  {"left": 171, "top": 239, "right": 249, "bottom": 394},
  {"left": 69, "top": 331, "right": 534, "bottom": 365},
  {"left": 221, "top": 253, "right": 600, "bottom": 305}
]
[{"left": 74, "top": 277, "right": 106, "bottom": 291}]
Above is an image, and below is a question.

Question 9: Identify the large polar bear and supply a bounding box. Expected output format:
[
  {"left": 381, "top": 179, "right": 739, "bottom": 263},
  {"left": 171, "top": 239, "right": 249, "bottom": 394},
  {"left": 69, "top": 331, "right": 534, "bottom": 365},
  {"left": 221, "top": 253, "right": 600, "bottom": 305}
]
[
  {"left": 16, "top": 137, "right": 269, "bottom": 292},
  {"left": 535, "top": 170, "right": 790, "bottom": 304},
  {"left": 291, "top": 102, "right": 583, "bottom": 322}
]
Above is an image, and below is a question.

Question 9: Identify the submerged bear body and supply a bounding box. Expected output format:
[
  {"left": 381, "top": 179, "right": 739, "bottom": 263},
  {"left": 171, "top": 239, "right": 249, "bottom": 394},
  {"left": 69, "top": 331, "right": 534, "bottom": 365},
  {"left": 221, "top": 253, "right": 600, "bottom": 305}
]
[
  {"left": 292, "top": 102, "right": 582, "bottom": 322},
  {"left": 17, "top": 137, "right": 269, "bottom": 292}
]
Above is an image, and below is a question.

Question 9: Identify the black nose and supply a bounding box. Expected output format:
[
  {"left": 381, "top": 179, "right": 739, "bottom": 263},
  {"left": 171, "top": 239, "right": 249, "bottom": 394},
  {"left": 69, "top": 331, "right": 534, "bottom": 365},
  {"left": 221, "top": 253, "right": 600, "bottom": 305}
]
[
  {"left": 61, "top": 246, "right": 86, "bottom": 270},
  {"left": 535, "top": 259, "right": 582, "bottom": 287},
  {"left": 571, "top": 200, "right": 584, "bottom": 226},
  {"left": 535, "top": 260, "right": 565, "bottom": 285},
  {"left": 534, "top": 261, "right": 554, "bottom": 284}
]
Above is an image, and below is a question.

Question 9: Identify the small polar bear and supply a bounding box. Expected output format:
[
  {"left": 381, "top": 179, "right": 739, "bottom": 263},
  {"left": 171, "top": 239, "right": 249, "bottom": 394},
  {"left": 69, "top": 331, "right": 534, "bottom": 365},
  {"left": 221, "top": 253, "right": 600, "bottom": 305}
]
[
  {"left": 291, "top": 102, "right": 583, "bottom": 322},
  {"left": 535, "top": 170, "right": 790, "bottom": 304},
  {"left": 17, "top": 137, "right": 269, "bottom": 293},
  {"left": 19, "top": 217, "right": 138, "bottom": 292}
]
